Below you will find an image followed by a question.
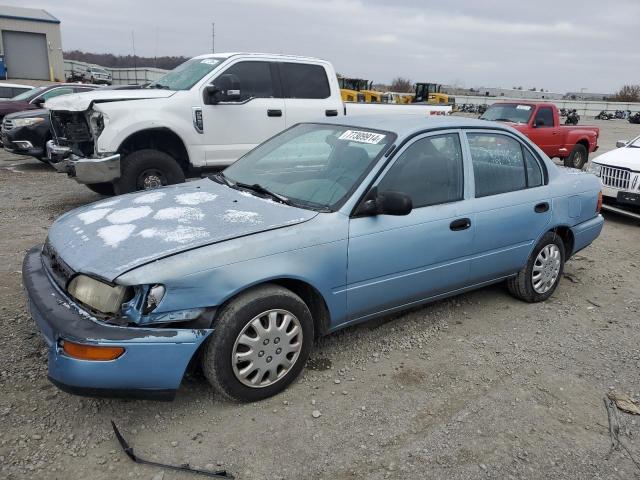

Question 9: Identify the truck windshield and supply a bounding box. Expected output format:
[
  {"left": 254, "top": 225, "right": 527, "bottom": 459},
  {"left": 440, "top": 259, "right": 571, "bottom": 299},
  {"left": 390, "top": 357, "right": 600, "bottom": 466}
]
[
  {"left": 481, "top": 104, "right": 533, "bottom": 124},
  {"left": 148, "top": 57, "right": 224, "bottom": 91},
  {"left": 221, "top": 123, "right": 395, "bottom": 210}
]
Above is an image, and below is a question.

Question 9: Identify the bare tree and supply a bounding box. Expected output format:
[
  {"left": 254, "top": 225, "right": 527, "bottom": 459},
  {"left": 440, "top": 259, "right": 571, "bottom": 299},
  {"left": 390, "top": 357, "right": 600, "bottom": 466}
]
[
  {"left": 613, "top": 85, "right": 640, "bottom": 102},
  {"left": 390, "top": 77, "right": 413, "bottom": 93}
]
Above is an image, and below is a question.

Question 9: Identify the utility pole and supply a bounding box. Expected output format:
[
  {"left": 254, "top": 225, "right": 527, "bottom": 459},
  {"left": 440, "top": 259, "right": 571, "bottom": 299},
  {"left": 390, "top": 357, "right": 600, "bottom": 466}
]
[
  {"left": 212, "top": 22, "right": 215, "bottom": 53},
  {"left": 131, "top": 30, "right": 138, "bottom": 83}
]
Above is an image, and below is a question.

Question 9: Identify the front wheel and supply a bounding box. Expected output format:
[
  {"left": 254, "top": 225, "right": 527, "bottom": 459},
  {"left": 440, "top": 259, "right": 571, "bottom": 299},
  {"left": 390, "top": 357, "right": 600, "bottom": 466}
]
[
  {"left": 201, "top": 284, "right": 314, "bottom": 402},
  {"left": 113, "top": 149, "right": 185, "bottom": 195},
  {"left": 564, "top": 144, "right": 588, "bottom": 169},
  {"left": 507, "top": 232, "right": 565, "bottom": 303}
]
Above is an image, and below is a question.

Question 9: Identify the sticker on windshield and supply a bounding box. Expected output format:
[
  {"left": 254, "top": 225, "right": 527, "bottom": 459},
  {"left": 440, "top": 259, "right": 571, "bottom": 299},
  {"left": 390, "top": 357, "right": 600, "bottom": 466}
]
[
  {"left": 339, "top": 130, "right": 386, "bottom": 144},
  {"left": 516, "top": 105, "right": 532, "bottom": 110}
]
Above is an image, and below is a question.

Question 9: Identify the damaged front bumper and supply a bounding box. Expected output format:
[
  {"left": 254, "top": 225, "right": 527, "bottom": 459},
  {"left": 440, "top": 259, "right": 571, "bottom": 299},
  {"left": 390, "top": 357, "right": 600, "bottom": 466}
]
[
  {"left": 22, "top": 246, "right": 212, "bottom": 400},
  {"left": 47, "top": 139, "right": 121, "bottom": 184}
]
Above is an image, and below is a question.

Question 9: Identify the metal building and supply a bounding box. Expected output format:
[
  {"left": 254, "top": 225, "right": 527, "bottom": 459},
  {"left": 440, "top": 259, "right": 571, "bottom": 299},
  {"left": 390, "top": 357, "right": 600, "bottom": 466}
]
[{"left": 0, "top": 5, "right": 63, "bottom": 81}]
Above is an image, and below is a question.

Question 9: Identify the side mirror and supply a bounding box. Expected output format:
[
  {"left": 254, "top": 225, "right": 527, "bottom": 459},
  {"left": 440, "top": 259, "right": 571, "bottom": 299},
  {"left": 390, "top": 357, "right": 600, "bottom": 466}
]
[
  {"left": 616, "top": 140, "right": 628, "bottom": 148},
  {"left": 33, "top": 98, "right": 44, "bottom": 107},
  {"left": 356, "top": 188, "right": 413, "bottom": 217},
  {"left": 204, "top": 73, "right": 241, "bottom": 105}
]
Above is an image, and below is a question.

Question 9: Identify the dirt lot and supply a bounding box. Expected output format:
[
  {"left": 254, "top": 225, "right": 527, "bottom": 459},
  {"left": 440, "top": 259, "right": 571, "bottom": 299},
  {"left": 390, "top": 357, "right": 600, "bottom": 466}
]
[{"left": 1, "top": 118, "right": 639, "bottom": 480}]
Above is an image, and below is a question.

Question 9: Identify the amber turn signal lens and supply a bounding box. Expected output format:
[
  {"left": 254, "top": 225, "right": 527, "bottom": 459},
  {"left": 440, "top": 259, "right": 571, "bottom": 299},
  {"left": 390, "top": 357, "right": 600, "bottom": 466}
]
[
  {"left": 596, "top": 191, "right": 603, "bottom": 213},
  {"left": 62, "top": 341, "right": 125, "bottom": 361}
]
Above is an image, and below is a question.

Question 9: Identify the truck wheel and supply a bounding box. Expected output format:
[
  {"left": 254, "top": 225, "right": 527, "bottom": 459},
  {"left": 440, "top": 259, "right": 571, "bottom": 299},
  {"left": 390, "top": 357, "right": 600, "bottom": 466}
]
[
  {"left": 564, "top": 144, "right": 588, "bottom": 170},
  {"left": 113, "top": 149, "right": 185, "bottom": 195},
  {"left": 85, "top": 182, "right": 114, "bottom": 196},
  {"left": 507, "top": 232, "right": 565, "bottom": 303},
  {"left": 201, "top": 284, "right": 314, "bottom": 402}
]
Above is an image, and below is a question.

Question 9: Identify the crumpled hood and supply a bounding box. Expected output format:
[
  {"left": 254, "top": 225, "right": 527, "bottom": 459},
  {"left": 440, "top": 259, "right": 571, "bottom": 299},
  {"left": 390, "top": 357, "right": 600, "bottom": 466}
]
[
  {"left": 593, "top": 147, "right": 640, "bottom": 171},
  {"left": 47, "top": 179, "right": 317, "bottom": 281},
  {"left": 45, "top": 89, "right": 176, "bottom": 111}
]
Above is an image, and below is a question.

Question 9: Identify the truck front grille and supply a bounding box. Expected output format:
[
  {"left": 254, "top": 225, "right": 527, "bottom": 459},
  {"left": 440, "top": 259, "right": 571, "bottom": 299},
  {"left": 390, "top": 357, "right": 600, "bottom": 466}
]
[
  {"left": 601, "top": 166, "right": 630, "bottom": 189},
  {"left": 50, "top": 111, "right": 94, "bottom": 157}
]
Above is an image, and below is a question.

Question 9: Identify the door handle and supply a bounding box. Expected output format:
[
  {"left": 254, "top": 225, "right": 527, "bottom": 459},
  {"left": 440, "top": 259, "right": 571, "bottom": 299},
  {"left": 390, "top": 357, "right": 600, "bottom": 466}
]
[
  {"left": 267, "top": 109, "right": 282, "bottom": 117},
  {"left": 325, "top": 109, "right": 338, "bottom": 117},
  {"left": 535, "top": 202, "right": 550, "bottom": 213},
  {"left": 449, "top": 218, "right": 471, "bottom": 231}
]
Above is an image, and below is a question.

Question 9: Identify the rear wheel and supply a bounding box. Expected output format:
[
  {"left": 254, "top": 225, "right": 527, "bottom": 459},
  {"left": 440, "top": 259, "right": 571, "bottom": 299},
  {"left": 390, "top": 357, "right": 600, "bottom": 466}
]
[
  {"left": 113, "top": 149, "right": 185, "bottom": 195},
  {"left": 202, "top": 284, "right": 314, "bottom": 402},
  {"left": 507, "top": 232, "right": 565, "bottom": 303},
  {"left": 564, "top": 144, "right": 588, "bottom": 170},
  {"left": 85, "top": 182, "right": 115, "bottom": 196}
]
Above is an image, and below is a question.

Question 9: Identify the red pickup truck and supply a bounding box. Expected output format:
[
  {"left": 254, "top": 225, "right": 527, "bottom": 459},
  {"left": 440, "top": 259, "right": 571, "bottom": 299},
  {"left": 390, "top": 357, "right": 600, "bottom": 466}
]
[{"left": 480, "top": 102, "right": 599, "bottom": 169}]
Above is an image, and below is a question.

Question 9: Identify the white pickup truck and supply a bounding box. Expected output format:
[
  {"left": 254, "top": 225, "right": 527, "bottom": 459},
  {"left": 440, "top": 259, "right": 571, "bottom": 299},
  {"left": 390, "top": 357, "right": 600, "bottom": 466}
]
[{"left": 45, "top": 52, "right": 450, "bottom": 195}]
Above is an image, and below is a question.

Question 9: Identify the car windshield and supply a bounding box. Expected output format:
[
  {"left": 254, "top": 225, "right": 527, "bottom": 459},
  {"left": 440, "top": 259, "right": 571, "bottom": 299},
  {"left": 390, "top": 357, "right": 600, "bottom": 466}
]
[
  {"left": 92, "top": 68, "right": 108, "bottom": 74},
  {"left": 481, "top": 104, "right": 534, "bottom": 124},
  {"left": 11, "top": 86, "right": 44, "bottom": 101},
  {"left": 221, "top": 123, "right": 395, "bottom": 210},
  {"left": 147, "top": 57, "right": 225, "bottom": 90}
]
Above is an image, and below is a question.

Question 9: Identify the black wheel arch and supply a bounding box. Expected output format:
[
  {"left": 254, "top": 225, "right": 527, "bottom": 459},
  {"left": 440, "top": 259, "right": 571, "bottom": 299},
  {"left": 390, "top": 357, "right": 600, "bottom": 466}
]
[{"left": 118, "top": 128, "right": 190, "bottom": 173}]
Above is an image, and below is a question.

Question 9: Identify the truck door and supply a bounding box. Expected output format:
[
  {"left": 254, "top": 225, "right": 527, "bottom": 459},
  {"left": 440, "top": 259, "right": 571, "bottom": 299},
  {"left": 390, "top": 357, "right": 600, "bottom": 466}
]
[
  {"left": 527, "top": 106, "right": 560, "bottom": 158},
  {"left": 279, "top": 62, "right": 343, "bottom": 126},
  {"left": 201, "top": 60, "right": 286, "bottom": 166}
]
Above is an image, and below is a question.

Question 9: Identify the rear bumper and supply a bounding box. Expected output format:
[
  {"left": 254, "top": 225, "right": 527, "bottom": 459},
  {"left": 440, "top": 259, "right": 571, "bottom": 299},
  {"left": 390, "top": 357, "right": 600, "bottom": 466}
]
[
  {"left": 570, "top": 214, "right": 604, "bottom": 255},
  {"left": 22, "top": 246, "right": 212, "bottom": 400},
  {"left": 47, "top": 140, "right": 121, "bottom": 184}
]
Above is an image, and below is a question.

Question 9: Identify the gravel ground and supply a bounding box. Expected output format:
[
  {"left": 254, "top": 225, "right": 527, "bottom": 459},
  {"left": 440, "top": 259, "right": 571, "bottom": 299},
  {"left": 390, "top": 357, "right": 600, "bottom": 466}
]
[{"left": 1, "top": 118, "right": 639, "bottom": 480}]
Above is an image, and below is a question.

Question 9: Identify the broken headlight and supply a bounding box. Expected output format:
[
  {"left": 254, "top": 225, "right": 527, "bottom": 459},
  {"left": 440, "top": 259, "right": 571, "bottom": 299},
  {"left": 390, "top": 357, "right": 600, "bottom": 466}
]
[
  {"left": 88, "top": 111, "right": 105, "bottom": 139},
  {"left": 67, "top": 275, "right": 129, "bottom": 314},
  {"left": 143, "top": 284, "right": 166, "bottom": 314}
]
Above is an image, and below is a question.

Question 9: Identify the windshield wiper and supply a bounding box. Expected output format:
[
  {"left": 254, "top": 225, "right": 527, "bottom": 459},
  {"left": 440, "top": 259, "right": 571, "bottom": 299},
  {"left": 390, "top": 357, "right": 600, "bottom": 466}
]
[
  {"left": 210, "top": 171, "right": 234, "bottom": 187},
  {"left": 235, "top": 182, "right": 291, "bottom": 205},
  {"left": 148, "top": 83, "right": 170, "bottom": 89}
]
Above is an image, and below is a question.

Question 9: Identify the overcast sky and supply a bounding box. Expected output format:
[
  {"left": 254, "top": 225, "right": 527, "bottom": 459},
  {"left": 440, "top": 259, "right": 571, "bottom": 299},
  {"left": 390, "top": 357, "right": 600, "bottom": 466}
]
[{"left": 10, "top": 0, "right": 640, "bottom": 93}]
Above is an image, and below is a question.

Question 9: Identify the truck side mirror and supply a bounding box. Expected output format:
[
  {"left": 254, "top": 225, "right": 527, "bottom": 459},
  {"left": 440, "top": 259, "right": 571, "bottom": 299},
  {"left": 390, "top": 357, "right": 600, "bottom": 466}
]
[
  {"left": 204, "top": 74, "right": 241, "bottom": 105},
  {"left": 616, "top": 140, "right": 628, "bottom": 148}
]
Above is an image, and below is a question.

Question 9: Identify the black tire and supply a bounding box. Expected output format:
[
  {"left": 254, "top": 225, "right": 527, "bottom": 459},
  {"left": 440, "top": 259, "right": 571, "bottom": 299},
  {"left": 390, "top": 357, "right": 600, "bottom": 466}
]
[
  {"left": 507, "top": 231, "right": 565, "bottom": 303},
  {"left": 85, "top": 182, "right": 115, "bottom": 196},
  {"left": 113, "top": 149, "right": 185, "bottom": 195},
  {"left": 202, "top": 284, "right": 314, "bottom": 402},
  {"left": 564, "top": 144, "right": 588, "bottom": 169}
]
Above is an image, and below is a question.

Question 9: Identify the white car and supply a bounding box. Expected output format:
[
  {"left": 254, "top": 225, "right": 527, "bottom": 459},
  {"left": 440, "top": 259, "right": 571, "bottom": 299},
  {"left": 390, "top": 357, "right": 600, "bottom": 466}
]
[
  {"left": 589, "top": 135, "right": 640, "bottom": 211},
  {"left": 0, "top": 82, "right": 34, "bottom": 99},
  {"left": 44, "top": 52, "right": 451, "bottom": 195}
]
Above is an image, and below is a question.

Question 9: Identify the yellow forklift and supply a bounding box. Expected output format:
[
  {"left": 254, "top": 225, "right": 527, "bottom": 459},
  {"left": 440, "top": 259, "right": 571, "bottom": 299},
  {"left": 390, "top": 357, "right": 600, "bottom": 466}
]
[{"left": 412, "top": 83, "right": 455, "bottom": 105}]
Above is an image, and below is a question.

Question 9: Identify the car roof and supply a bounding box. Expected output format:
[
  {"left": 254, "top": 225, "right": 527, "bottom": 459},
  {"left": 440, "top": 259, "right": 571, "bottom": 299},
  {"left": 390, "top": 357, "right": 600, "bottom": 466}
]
[{"left": 316, "top": 114, "right": 511, "bottom": 139}]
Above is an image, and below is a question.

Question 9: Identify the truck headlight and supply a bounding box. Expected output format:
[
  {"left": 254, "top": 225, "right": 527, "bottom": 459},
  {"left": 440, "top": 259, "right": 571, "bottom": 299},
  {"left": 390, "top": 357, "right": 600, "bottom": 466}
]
[
  {"left": 88, "top": 111, "right": 105, "bottom": 139},
  {"left": 12, "top": 118, "right": 45, "bottom": 128},
  {"left": 587, "top": 163, "right": 602, "bottom": 177},
  {"left": 67, "top": 275, "right": 129, "bottom": 314}
]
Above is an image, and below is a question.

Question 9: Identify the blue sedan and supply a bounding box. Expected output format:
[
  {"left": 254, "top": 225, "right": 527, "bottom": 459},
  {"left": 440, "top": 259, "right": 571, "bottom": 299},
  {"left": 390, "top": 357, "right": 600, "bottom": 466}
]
[{"left": 22, "top": 116, "right": 604, "bottom": 401}]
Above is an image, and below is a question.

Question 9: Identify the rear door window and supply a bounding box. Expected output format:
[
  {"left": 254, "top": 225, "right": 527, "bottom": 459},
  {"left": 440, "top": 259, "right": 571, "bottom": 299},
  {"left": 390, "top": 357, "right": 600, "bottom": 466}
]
[
  {"left": 467, "top": 133, "right": 527, "bottom": 197},
  {"left": 281, "top": 63, "right": 331, "bottom": 99}
]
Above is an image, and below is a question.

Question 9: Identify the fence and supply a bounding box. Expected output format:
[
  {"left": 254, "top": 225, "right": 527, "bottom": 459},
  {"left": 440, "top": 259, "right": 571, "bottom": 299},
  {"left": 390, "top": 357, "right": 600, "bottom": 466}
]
[
  {"left": 454, "top": 95, "right": 640, "bottom": 118},
  {"left": 63, "top": 59, "right": 168, "bottom": 86}
]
